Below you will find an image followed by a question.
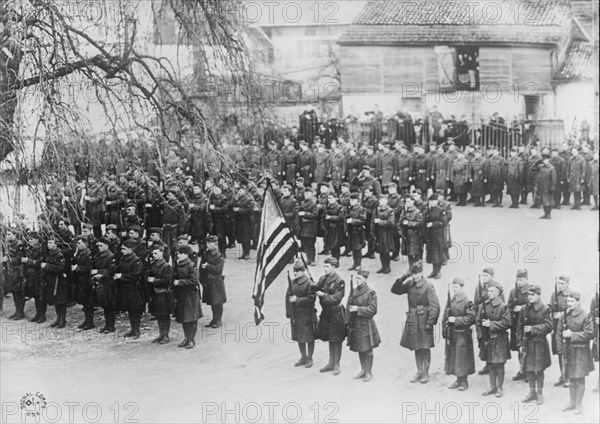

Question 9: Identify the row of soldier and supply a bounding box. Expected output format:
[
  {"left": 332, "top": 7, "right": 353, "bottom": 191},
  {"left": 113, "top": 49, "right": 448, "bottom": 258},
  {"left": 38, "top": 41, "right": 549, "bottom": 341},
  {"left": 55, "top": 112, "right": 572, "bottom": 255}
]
[{"left": 286, "top": 258, "right": 599, "bottom": 416}]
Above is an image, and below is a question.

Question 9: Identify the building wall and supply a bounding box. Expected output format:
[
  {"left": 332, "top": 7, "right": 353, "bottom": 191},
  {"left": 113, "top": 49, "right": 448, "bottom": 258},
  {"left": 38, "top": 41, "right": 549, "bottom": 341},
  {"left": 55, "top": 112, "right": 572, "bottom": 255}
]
[{"left": 555, "top": 81, "right": 596, "bottom": 133}]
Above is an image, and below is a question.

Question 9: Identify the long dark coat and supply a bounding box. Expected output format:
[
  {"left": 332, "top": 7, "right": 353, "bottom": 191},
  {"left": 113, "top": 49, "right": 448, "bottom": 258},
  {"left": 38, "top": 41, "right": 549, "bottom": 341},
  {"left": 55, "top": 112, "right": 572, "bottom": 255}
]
[
  {"left": 297, "top": 198, "right": 318, "bottom": 238},
  {"left": 298, "top": 150, "right": 316, "bottom": 183},
  {"left": 399, "top": 206, "right": 423, "bottom": 257},
  {"left": 285, "top": 274, "right": 318, "bottom": 343},
  {"left": 317, "top": 272, "right": 346, "bottom": 343},
  {"left": 233, "top": 193, "right": 256, "bottom": 243},
  {"left": 587, "top": 159, "right": 599, "bottom": 196},
  {"left": 372, "top": 205, "right": 395, "bottom": 254},
  {"left": 414, "top": 153, "right": 429, "bottom": 193},
  {"left": 487, "top": 156, "right": 507, "bottom": 191},
  {"left": 42, "top": 248, "right": 69, "bottom": 305},
  {"left": 557, "top": 306, "right": 595, "bottom": 378},
  {"left": 535, "top": 162, "right": 556, "bottom": 207},
  {"left": 476, "top": 297, "right": 511, "bottom": 363},
  {"left": 517, "top": 300, "right": 552, "bottom": 372},
  {"left": 346, "top": 204, "right": 366, "bottom": 251},
  {"left": 391, "top": 273, "right": 440, "bottom": 350},
  {"left": 568, "top": 155, "right": 587, "bottom": 192},
  {"left": 396, "top": 153, "right": 414, "bottom": 188},
  {"left": 115, "top": 252, "right": 144, "bottom": 311},
  {"left": 85, "top": 184, "right": 104, "bottom": 226},
  {"left": 549, "top": 288, "right": 571, "bottom": 354},
  {"left": 91, "top": 250, "right": 116, "bottom": 309},
  {"left": 23, "top": 244, "right": 44, "bottom": 299},
  {"left": 210, "top": 193, "right": 230, "bottom": 237},
  {"left": 323, "top": 202, "right": 345, "bottom": 250},
  {"left": 424, "top": 205, "right": 448, "bottom": 264},
  {"left": 442, "top": 291, "right": 476, "bottom": 377},
  {"left": 4, "top": 239, "right": 23, "bottom": 292},
  {"left": 469, "top": 156, "right": 487, "bottom": 196},
  {"left": 199, "top": 248, "right": 226, "bottom": 305},
  {"left": 346, "top": 283, "right": 381, "bottom": 352},
  {"left": 72, "top": 247, "right": 93, "bottom": 306},
  {"left": 148, "top": 258, "right": 173, "bottom": 317},
  {"left": 506, "top": 156, "right": 525, "bottom": 195},
  {"left": 329, "top": 151, "right": 347, "bottom": 188},
  {"left": 189, "top": 193, "right": 209, "bottom": 239},
  {"left": 508, "top": 284, "right": 530, "bottom": 351},
  {"left": 550, "top": 155, "right": 567, "bottom": 191},
  {"left": 104, "top": 185, "right": 124, "bottom": 228},
  {"left": 451, "top": 157, "right": 470, "bottom": 194},
  {"left": 314, "top": 151, "right": 330, "bottom": 184},
  {"left": 279, "top": 195, "right": 298, "bottom": 236},
  {"left": 377, "top": 151, "right": 397, "bottom": 186},
  {"left": 433, "top": 153, "right": 450, "bottom": 191},
  {"left": 174, "top": 257, "right": 202, "bottom": 323}
]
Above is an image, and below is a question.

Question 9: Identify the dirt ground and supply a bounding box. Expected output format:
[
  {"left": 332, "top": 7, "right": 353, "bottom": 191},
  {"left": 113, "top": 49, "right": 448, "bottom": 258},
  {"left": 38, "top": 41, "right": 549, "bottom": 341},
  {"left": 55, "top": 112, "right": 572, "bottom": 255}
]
[{"left": 1, "top": 204, "right": 599, "bottom": 424}]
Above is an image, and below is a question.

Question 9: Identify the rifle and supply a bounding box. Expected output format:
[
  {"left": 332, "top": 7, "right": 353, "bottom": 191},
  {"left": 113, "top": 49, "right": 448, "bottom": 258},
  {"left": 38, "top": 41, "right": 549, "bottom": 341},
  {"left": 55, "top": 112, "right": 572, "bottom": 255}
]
[
  {"left": 478, "top": 274, "right": 485, "bottom": 305},
  {"left": 553, "top": 277, "right": 560, "bottom": 336},
  {"left": 563, "top": 310, "right": 571, "bottom": 381},
  {"left": 347, "top": 275, "right": 357, "bottom": 346},
  {"left": 446, "top": 282, "right": 454, "bottom": 345},
  {"left": 287, "top": 270, "right": 296, "bottom": 327},
  {"left": 481, "top": 295, "right": 490, "bottom": 347}
]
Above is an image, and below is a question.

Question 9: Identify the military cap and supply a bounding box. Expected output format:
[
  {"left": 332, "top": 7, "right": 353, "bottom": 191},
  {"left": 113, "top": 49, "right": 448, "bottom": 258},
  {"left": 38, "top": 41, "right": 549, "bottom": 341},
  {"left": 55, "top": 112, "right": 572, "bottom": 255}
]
[
  {"left": 281, "top": 184, "right": 292, "bottom": 191},
  {"left": 378, "top": 194, "right": 388, "bottom": 200},
  {"left": 151, "top": 244, "right": 164, "bottom": 253},
  {"left": 293, "top": 259, "right": 305, "bottom": 271},
  {"left": 528, "top": 284, "right": 541, "bottom": 295},
  {"left": 126, "top": 203, "right": 136, "bottom": 209},
  {"left": 108, "top": 174, "right": 117, "bottom": 181},
  {"left": 75, "top": 235, "right": 88, "bottom": 243},
  {"left": 324, "top": 256, "right": 339, "bottom": 267},
  {"left": 516, "top": 269, "right": 528, "bottom": 278},
  {"left": 177, "top": 234, "right": 190, "bottom": 241},
  {"left": 149, "top": 227, "right": 162, "bottom": 235},
  {"left": 106, "top": 224, "right": 118, "bottom": 232},
  {"left": 452, "top": 277, "right": 465, "bottom": 286},
  {"left": 82, "top": 223, "right": 92, "bottom": 230},
  {"left": 486, "top": 281, "right": 503, "bottom": 293},
  {"left": 510, "top": 146, "right": 518, "bottom": 152},
  {"left": 350, "top": 193, "right": 360, "bottom": 200},
  {"left": 177, "top": 245, "right": 193, "bottom": 256},
  {"left": 318, "top": 182, "right": 330, "bottom": 190},
  {"left": 268, "top": 140, "right": 277, "bottom": 147},
  {"left": 341, "top": 182, "right": 350, "bottom": 188},
  {"left": 567, "top": 291, "right": 581, "bottom": 301},
  {"left": 542, "top": 153, "right": 550, "bottom": 159},
  {"left": 97, "top": 237, "right": 110, "bottom": 245},
  {"left": 410, "top": 261, "right": 423, "bottom": 274},
  {"left": 296, "top": 177, "right": 305, "bottom": 183},
  {"left": 483, "top": 267, "right": 495, "bottom": 276},
  {"left": 362, "top": 165, "right": 371, "bottom": 172},
  {"left": 299, "top": 140, "right": 307, "bottom": 146},
  {"left": 428, "top": 193, "right": 440, "bottom": 201},
  {"left": 122, "top": 239, "right": 137, "bottom": 249},
  {"left": 357, "top": 270, "right": 369, "bottom": 279},
  {"left": 27, "top": 231, "right": 40, "bottom": 240},
  {"left": 558, "top": 274, "right": 570, "bottom": 283},
  {"left": 206, "top": 235, "right": 218, "bottom": 243},
  {"left": 387, "top": 182, "right": 398, "bottom": 189},
  {"left": 59, "top": 217, "right": 71, "bottom": 226},
  {"left": 304, "top": 187, "right": 314, "bottom": 194}
]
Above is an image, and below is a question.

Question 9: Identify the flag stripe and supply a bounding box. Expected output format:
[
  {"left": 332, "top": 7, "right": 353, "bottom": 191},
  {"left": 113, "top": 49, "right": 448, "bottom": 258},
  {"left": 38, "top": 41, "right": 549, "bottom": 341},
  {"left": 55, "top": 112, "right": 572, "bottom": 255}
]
[{"left": 252, "top": 181, "right": 299, "bottom": 325}]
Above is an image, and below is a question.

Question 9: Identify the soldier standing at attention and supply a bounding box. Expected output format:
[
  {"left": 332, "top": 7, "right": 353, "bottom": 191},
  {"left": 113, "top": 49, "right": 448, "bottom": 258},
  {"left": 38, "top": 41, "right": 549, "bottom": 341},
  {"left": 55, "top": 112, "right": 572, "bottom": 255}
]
[
  {"left": 443, "top": 277, "right": 476, "bottom": 391},
  {"left": 509, "top": 269, "right": 531, "bottom": 381},
  {"left": 345, "top": 193, "right": 366, "bottom": 271},
  {"left": 550, "top": 274, "right": 572, "bottom": 387},
  {"left": 200, "top": 235, "right": 226, "bottom": 329},
  {"left": 346, "top": 270, "right": 380, "bottom": 382},
  {"left": 297, "top": 188, "right": 318, "bottom": 266},
  {"left": 477, "top": 281, "right": 511, "bottom": 398},
  {"left": 316, "top": 257, "right": 346, "bottom": 376},
  {"left": 92, "top": 237, "right": 116, "bottom": 333},
  {"left": 391, "top": 261, "right": 440, "bottom": 384},
  {"left": 147, "top": 245, "right": 173, "bottom": 345},
  {"left": 372, "top": 194, "right": 395, "bottom": 274},
  {"left": 517, "top": 284, "right": 553, "bottom": 404},
  {"left": 114, "top": 241, "right": 144, "bottom": 339},
  {"left": 286, "top": 259, "right": 317, "bottom": 368},
  {"left": 558, "top": 291, "right": 595, "bottom": 414},
  {"left": 173, "top": 245, "right": 202, "bottom": 349}
]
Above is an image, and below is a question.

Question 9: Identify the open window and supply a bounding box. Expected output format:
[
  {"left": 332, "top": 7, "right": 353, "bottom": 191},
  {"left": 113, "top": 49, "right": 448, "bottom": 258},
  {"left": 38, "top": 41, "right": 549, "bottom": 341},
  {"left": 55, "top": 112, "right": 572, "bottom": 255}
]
[{"left": 455, "top": 46, "right": 479, "bottom": 90}]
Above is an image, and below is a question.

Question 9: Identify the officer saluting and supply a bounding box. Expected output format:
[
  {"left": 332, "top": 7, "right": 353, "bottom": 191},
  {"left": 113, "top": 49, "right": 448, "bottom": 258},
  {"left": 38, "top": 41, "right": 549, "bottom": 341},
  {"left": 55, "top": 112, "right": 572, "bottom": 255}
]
[{"left": 391, "top": 261, "right": 440, "bottom": 384}]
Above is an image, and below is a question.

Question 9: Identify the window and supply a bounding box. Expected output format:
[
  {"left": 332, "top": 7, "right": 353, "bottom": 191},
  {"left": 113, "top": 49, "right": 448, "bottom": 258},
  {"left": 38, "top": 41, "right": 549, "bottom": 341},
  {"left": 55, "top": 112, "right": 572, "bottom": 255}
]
[{"left": 455, "top": 46, "right": 479, "bottom": 90}]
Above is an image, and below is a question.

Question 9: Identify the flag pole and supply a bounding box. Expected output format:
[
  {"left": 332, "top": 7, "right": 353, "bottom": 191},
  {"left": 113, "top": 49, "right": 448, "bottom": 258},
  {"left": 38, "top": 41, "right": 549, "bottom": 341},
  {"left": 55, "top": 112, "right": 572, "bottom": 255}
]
[{"left": 264, "top": 178, "right": 316, "bottom": 283}]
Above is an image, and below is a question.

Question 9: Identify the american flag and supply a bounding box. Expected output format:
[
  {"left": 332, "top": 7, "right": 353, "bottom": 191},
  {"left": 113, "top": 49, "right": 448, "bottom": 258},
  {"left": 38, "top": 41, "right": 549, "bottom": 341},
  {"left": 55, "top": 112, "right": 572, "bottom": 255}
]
[{"left": 252, "top": 180, "right": 298, "bottom": 325}]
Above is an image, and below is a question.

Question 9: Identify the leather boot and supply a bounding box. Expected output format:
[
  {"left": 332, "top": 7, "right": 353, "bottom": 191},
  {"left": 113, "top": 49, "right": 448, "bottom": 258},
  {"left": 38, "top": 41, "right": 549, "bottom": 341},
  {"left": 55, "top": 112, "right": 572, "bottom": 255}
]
[
  {"left": 50, "top": 307, "right": 61, "bottom": 327},
  {"left": 30, "top": 299, "right": 41, "bottom": 322},
  {"left": 363, "top": 352, "right": 373, "bottom": 382},
  {"left": 11, "top": 292, "right": 25, "bottom": 320},
  {"left": 332, "top": 343, "right": 341, "bottom": 375},
  {"left": 152, "top": 321, "right": 164, "bottom": 343},
  {"left": 574, "top": 382, "right": 584, "bottom": 414},
  {"left": 320, "top": 343, "right": 335, "bottom": 372},
  {"left": 57, "top": 305, "right": 67, "bottom": 328},
  {"left": 482, "top": 366, "right": 497, "bottom": 395},
  {"left": 133, "top": 313, "right": 141, "bottom": 339},
  {"left": 159, "top": 319, "right": 170, "bottom": 344},
  {"left": 354, "top": 352, "right": 366, "bottom": 379},
  {"left": 562, "top": 381, "right": 576, "bottom": 411},
  {"left": 420, "top": 349, "right": 430, "bottom": 383},
  {"left": 37, "top": 302, "right": 47, "bottom": 323},
  {"left": 411, "top": 350, "right": 423, "bottom": 383},
  {"left": 83, "top": 310, "right": 95, "bottom": 330},
  {"left": 78, "top": 313, "right": 89, "bottom": 329},
  {"left": 124, "top": 313, "right": 136, "bottom": 337}
]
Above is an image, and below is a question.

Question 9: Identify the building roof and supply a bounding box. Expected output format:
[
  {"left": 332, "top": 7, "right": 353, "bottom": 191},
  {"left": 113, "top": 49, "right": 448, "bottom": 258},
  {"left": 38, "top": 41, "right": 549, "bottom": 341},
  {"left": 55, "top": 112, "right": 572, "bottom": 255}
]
[
  {"left": 555, "top": 40, "right": 594, "bottom": 81},
  {"left": 339, "top": 0, "right": 572, "bottom": 45}
]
